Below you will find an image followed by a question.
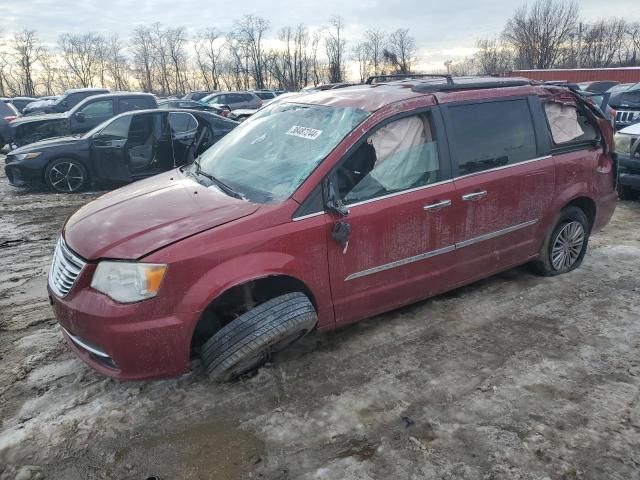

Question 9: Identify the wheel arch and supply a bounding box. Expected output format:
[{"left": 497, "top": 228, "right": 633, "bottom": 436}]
[
  {"left": 42, "top": 154, "right": 92, "bottom": 187},
  {"left": 189, "top": 273, "right": 319, "bottom": 355},
  {"left": 563, "top": 195, "right": 596, "bottom": 231}
]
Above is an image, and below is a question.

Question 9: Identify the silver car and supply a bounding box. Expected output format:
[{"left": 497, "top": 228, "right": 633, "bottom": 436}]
[{"left": 202, "top": 91, "right": 262, "bottom": 111}]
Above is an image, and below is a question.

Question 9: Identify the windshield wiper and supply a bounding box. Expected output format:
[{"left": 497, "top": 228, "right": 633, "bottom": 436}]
[{"left": 192, "top": 159, "right": 244, "bottom": 200}]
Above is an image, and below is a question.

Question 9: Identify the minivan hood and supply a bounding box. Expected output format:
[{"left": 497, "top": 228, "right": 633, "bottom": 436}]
[{"left": 64, "top": 170, "right": 260, "bottom": 260}]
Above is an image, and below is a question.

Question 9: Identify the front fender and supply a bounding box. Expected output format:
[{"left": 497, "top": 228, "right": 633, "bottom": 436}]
[{"left": 175, "top": 251, "right": 334, "bottom": 330}]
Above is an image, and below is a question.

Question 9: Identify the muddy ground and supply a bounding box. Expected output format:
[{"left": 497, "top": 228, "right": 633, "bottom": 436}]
[{"left": 1, "top": 155, "right": 639, "bottom": 480}]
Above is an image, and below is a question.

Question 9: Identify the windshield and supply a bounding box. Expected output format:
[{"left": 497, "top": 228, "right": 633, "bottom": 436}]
[{"left": 194, "top": 102, "right": 370, "bottom": 203}]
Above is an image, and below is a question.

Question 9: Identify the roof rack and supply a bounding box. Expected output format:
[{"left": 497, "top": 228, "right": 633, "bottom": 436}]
[
  {"left": 411, "top": 77, "right": 530, "bottom": 93},
  {"left": 365, "top": 73, "right": 454, "bottom": 85}
]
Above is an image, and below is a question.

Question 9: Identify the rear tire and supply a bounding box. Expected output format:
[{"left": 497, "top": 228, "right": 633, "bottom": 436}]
[
  {"left": 44, "top": 158, "right": 88, "bottom": 193},
  {"left": 530, "top": 206, "right": 590, "bottom": 277},
  {"left": 201, "top": 292, "right": 317, "bottom": 382}
]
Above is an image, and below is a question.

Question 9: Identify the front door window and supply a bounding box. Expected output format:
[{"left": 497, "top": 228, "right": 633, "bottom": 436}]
[{"left": 336, "top": 113, "right": 442, "bottom": 203}]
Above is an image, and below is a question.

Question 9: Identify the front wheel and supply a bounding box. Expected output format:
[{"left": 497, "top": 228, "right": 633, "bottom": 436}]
[
  {"left": 530, "top": 206, "right": 590, "bottom": 276},
  {"left": 44, "top": 158, "right": 88, "bottom": 193},
  {"left": 201, "top": 292, "right": 317, "bottom": 382}
]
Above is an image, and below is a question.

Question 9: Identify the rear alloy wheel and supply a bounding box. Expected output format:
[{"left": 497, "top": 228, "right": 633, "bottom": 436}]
[
  {"left": 45, "top": 158, "right": 88, "bottom": 193},
  {"left": 530, "top": 206, "right": 590, "bottom": 276},
  {"left": 550, "top": 221, "right": 585, "bottom": 271},
  {"left": 201, "top": 292, "right": 317, "bottom": 382}
]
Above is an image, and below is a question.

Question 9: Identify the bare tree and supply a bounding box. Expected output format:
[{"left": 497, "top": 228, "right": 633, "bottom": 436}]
[
  {"left": 503, "top": 0, "right": 579, "bottom": 69},
  {"left": 310, "top": 30, "right": 324, "bottom": 86},
  {"left": 106, "top": 36, "right": 130, "bottom": 91},
  {"left": 474, "top": 37, "right": 513, "bottom": 75},
  {"left": 363, "top": 29, "right": 387, "bottom": 76},
  {"left": 353, "top": 42, "right": 370, "bottom": 83},
  {"left": 581, "top": 19, "right": 628, "bottom": 67},
  {"left": 234, "top": 15, "right": 270, "bottom": 89},
  {"left": 325, "top": 16, "right": 346, "bottom": 83},
  {"left": 384, "top": 28, "right": 416, "bottom": 73},
  {"left": 131, "top": 26, "right": 156, "bottom": 92},
  {"left": 13, "top": 30, "right": 43, "bottom": 96},
  {"left": 194, "top": 28, "right": 223, "bottom": 90},
  {"left": 59, "top": 33, "right": 104, "bottom": 87}
]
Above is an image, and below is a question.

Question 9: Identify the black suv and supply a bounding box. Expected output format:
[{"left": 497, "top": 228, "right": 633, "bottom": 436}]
[
  {"left": 23, "top": 88, "right": 109, "bottom": 115},
  {"left": 9, "top": 93, "right": 157, "bottom": 148},
  {"left": 610, "top": 83, "right": 640, "bottom": 130}
]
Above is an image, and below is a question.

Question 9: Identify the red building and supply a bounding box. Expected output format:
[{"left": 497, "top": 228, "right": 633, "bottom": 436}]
[{"left": 512, "top": 67, "right": 640, "bottom": 83}]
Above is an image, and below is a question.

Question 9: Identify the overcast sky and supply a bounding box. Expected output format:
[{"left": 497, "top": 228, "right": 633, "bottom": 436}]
[{"left": 2, "top": 0, "right": 639, "bottom": 69}]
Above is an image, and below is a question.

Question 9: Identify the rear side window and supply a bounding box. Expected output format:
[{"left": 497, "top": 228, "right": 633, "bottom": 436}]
[
  {"left": 544, "top": 101, "right": 598, "bottom": 145},
  {"left": 447, "top": 100, "right": 537, "bottom": 176},
  {"left": 119, "top": 97, "right": 152, "bottom": 112}
]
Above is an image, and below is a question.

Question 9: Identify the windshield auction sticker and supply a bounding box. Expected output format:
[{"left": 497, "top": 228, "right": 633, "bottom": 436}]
[{"left": 286, "top": 126, "right": 322, "bottom": 140}]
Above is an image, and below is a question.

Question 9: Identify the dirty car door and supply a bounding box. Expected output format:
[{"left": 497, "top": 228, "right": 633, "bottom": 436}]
[
  {"left": 443, "top": 97, "right": 553, "bottom": 280},
  {"left": 90, "top": 114, "right": 133, "bottom": 183},
  {"left": 326, "top": 110, "right": 459, "bottom": 326}
]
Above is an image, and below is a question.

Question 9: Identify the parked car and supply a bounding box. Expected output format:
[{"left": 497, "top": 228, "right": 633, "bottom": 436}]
[
  {"left": 8, "top": 92, "right": 157, "bottom": 148},
  {"left": 24, "top": 88, "right": 109, "bottom": 115},
  {"left": 609, "top": 82, "right": 640, "bottom": 130},
  {"left": 0, "top": 102, "right": 20, "bottom": 148},
  {"left": 201, "top": 91, "right": 262, "bottom": 110},
  {"left": 158, "top": 99, "right": 230, "bottom": 116},
  {"left": 578, "top": 81, "right": 619, "bottom": 93},
  {"left": 614, "top": 122, "right": 640, "bottom": 199},
  {"left": 46, "top": 77, "right": 616, "bottom": 381},
  {"left": 6, "top": 96, "right": 38, "bottom": 113},
  {"left": 606, "top": 83, "right": 634, "bottom": 96},
  {"left": 228, "top": 92, "right": 302, "bottom": 122},
  {"left": 22, "top": 96, "right": 60, "bottom": 115},
  {"left": 182, "top": 91, "right": 217, "bottom": 101},
  {"left": 301, "top": 82, "right": 355, "bottom": 92},
  {"left": 5, "top": 109, "right": 237, "bottom": 192},
  {"left": 252, "top": 90, "right": 278, "bottom": 101}
]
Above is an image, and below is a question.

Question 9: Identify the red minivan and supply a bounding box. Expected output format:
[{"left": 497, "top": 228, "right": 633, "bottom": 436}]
[{"left": 48, "top": 76, "right": 617, "bottom": 381}]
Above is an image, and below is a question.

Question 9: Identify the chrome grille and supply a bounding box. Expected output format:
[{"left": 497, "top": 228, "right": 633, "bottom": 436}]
[
  {"left": 48, "top": 237, "right": 86, "bottom": 298},
  {"left": 615, "top": 110, "right": 640, "bottom": 125}
]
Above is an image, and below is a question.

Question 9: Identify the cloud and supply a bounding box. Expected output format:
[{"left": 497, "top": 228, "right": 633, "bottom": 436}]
[{"left": 2, "top": 0, "right": 639, "bottom": 64}]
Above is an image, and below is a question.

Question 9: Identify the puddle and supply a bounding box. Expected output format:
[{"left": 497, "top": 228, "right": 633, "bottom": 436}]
[{"left": 115, "top": 419, "right": 264, "bottom": 480}]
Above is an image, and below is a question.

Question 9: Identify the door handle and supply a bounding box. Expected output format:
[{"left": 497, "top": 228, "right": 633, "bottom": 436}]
[
  {"left": 423, "top": 199, "right": 451, "bottom": 211},
  {"left": 462, "top": 191, "right": 487, "bottom": 201}
]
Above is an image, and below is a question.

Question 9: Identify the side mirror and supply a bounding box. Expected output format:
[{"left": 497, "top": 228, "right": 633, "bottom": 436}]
[
  {"left": 325, "top": 175, "right": 349, "bottom": 217},
  {"left": 74, "top": 111, "right": 85, "bottom": 122}
]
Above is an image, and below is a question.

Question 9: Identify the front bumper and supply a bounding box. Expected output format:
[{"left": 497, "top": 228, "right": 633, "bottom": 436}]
[
  {"left": 49, "top": 275, "right": 198, "bottom": 380},
  {"left": 617, "top": 154, "right": 640, "bottom": 190},
  {"left": 4, "top": 160, "right": 46, "bottom": 188}
]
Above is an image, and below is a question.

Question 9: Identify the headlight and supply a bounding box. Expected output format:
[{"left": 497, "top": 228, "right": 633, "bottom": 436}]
[
  {"left": 614, "top": 133, "right": 633, "bottom": 156},
  {"left": 91, "top": 261, "right": 167, "bottom": 303},
  {"left": 13, "top": 152, "right": 42, "bottom": 161}
]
